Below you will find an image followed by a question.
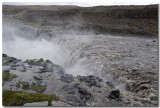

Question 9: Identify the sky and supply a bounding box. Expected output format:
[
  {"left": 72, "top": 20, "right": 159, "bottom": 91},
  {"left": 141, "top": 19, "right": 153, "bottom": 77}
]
[{"left": 2, "top": 1, "right": 159, "bottom": 7}]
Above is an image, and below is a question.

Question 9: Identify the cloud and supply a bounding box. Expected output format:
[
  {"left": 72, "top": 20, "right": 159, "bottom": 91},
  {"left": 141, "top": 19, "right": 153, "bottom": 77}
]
[{"left": 3, "top": 1, "right": 158, "bottom": 7}]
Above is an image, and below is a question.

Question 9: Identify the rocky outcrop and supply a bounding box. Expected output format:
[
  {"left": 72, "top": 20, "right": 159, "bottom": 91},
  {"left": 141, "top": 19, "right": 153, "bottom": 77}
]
[
  {"left": 2, "top": 54, "right": 125, "bottom": 106},
  {"left": 2, "top": 54, "right": 158, "bottom": 106}
]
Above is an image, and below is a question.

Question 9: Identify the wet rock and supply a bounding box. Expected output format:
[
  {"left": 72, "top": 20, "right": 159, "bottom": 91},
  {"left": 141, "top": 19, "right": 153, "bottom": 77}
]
[
  {"left": 52, "top": 65, "right": 65, "bottom": 74},
  {"left": 106, "top": 81, "right": 115, "bottom": 88},
  {"left": 77, "top": 75, "right": 102, "bottom": 87},
  {"left": 60, "top": 74, "right": 74, "bottom": 83},
  {"left": 108, "top": 89, "right": 120, "bottom": 100},
  {"left": 78, "top": 87, "right": 91, "bottom": 101},
  {"left": 43, "top": 62, "right": 54, "bottom": 72}
]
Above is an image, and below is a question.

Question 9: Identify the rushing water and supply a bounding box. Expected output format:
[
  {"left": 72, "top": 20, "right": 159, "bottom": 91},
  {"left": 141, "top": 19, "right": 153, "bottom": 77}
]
[{"left": 3, "top": 21, "right": 158, "bottom": 92}]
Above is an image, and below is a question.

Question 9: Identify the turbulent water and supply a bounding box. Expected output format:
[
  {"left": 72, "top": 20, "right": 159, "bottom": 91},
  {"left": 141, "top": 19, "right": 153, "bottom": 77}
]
[{"left": 3, "top": 21, "right": 158, "bottom": 105}]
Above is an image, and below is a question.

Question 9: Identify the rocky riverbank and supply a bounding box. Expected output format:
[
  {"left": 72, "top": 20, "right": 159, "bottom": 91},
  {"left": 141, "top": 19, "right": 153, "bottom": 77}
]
[{"left": 2, "top": 54, "right": 158, "bottom": 106}]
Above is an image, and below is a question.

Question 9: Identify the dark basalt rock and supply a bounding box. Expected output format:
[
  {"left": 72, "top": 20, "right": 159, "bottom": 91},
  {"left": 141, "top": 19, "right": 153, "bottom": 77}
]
[
  {"left": 78, "top": 87, "right": 91, "bottom": 101},
  {"left": 106, "top": 81, "right": 115, "bottom": 88},
  {"left": 95, "top": 82, "right": 103, "bottom": 88},
  {"left": 60, "top": 74, "right": 74, "bottom": 83},
  {"left": 108, "top": 89, "right": 120, "bottom": 100},
  {"left": 77, "top": 75, "right": 102, "bottom": 88}
]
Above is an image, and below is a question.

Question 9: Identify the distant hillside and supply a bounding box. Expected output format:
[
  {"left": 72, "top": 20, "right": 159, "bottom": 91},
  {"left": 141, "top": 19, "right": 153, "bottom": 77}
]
[{"left": 3, "top": 5, "right": 158, "bottom": 37}]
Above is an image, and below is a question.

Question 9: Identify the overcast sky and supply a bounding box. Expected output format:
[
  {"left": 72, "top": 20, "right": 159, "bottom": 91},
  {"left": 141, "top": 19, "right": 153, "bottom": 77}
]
[{"left": 2, "top": 1, "right": 158, "bottom": 7}]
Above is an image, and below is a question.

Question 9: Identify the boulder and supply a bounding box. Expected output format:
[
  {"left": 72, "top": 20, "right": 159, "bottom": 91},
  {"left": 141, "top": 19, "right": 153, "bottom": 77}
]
[
  {"left": 60, "top": 74, "right": 74, "bottom": 83},
  {"left": 78, "top": 87, "right": 91, "bottom": 101},
  {"left": 108, "top": 89, "right": 120, "bottom": 100}
]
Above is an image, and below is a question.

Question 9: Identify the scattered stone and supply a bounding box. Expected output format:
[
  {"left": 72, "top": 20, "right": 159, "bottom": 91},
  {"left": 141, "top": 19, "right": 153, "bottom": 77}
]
[{"left": 60, "top": 74, "right": 74, "bottom": 83}]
